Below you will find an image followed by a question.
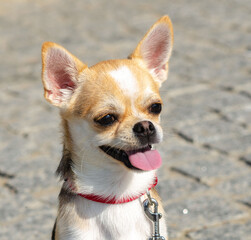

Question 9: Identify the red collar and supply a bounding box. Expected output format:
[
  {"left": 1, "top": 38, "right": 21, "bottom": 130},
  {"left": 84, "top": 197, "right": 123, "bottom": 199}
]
[{"left": 70, "top": 176, "right": 158, "bottom": 204}]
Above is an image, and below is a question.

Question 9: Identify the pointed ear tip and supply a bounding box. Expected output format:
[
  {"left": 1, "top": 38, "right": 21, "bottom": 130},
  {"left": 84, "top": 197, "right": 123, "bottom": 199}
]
[
  {"left": 42, "top": 42, "right": 63, "bottom": 54},
  {"left": 42, "top": 41, "right": 53, "bottom": 50},
  {"left": 157, "top": 15, "right": 173, "bottom": 31},
  {"left": 159, "top": 15, "right": 172, "bottom": 24}
]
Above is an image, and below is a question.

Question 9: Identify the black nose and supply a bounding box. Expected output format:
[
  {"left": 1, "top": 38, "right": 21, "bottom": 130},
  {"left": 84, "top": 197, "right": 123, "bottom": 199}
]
[{"left": 133, "top": 121, "right": 156, "bottom": 137}]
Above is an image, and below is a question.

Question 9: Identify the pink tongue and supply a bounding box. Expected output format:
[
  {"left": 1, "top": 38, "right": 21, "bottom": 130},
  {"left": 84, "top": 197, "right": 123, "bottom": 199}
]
[{"left": 128, "top": 150, "right": 162, "bottom": 171}]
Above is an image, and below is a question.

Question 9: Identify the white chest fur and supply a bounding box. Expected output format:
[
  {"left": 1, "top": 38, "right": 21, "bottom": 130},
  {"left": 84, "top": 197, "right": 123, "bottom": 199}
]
[{"left": 57, "top": 195, "right": 167, "bottom": 240}]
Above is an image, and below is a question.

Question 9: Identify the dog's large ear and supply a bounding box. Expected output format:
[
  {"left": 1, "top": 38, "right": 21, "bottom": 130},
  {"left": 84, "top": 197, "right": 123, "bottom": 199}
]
[
  {"left": 129, "top": 16, "right": 173, "bottom": 86},
  {"left": 41, "top": 42, "right": 88, "bottom": 107}
]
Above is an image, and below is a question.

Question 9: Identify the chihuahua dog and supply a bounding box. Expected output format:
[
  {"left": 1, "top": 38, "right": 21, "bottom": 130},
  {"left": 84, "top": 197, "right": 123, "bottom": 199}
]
[{"left": 41, "top": 15, "right": 173, "bottom": 240}]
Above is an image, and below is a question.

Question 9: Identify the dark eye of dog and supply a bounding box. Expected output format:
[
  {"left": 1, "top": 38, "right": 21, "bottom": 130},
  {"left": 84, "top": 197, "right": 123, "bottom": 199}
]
[
  {"left": 149, "top": 103, "right": 162, "bottom": 114},
  {"left": 95, "top": 114, "right": 117, "bottom": 126}
]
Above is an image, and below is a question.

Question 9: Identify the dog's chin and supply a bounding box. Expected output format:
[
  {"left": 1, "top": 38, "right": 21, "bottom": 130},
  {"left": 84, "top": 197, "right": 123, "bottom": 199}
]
[{"left": 99, "top": 145, "right": 152, "bottom": 171}]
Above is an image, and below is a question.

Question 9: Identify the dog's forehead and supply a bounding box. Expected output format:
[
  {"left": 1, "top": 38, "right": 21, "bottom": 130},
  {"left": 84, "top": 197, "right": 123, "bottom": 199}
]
[
  {"left": 89, "top": 60, "right": 158, "bottom": 97},
  {"left": 109, "top": 66, "right": 139, "bottom": 98}
]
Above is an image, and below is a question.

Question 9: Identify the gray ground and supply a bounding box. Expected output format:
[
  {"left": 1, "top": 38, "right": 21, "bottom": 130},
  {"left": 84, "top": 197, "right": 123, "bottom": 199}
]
[{"left": 0, "top": 0, "right": 250, "bottom": 239}]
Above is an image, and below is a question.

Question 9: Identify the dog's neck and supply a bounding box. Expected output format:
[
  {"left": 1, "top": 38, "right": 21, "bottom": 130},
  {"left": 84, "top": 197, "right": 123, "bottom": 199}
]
[
  {"left": 58, "top": 150, "right": 156, "bottom": 202},
  {"left": 72, "top": 156, "right": 156, "bottom": 200}
]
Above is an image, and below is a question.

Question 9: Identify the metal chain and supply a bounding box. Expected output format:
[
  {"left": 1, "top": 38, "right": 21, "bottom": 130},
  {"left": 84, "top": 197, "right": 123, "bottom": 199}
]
[{"left": 143, "top": 190, "right": 165, "bottom": 240}]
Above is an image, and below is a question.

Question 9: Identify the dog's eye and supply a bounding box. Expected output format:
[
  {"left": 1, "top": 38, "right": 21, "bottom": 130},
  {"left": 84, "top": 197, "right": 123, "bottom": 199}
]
[
  {"left": 149, "top": 103, "right": 162, "bottom": 114},
  {"left": 95, "top": 114, "right": 117, "bottom": 126}
]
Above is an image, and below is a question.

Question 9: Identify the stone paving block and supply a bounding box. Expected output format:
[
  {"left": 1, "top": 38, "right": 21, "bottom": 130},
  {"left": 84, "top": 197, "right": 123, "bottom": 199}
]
[
  {"left": 208, "top": 134, "right": 251, "bottom": 155},
  {"left": 170, "top": 155, "right": 250, "bottom": 185},
  {"left": 172, "top": 89, "right": 251, "bottom": 111},
  {"left": 2, "top": 101, "right": 59, "bottom": 137},
  {"left": 0, "top": 134, "right": 29, "bottom": 173},
  {"left": 223, "top": 105, "right": 251, "bottom": 127},
  {"left": 216, "top": 74, "right": 251, "bottom": 90},
  {"left": 0, "top": 196, "right": 56, "bottom": 240},
  {"left": 166, "top": 29, "right": 249, "bottom": 85},
  {"left": 164, "top": 75, "right": 205, "bottom": 93},
  {"left": 187, "top": 220, "right": 251, "bottom": 240},
  {"left": 1, "top": 131, "right": 60, "bottom": 174},
  {"left": 0, "top": 193, "right": 29, "bottom": 224},
  {"left": 157, "top": 171, "right": 208, "bottom": 203},
  {"left": 8, "top": 157, "right": 58, "bottom": 194},
  {"left": 176, "top": 118, "right": 248, "bottom": 145},
  {"left": 215, "top": 173, "right": 251, "bottom": 197},
  {"left": 184, "top": 53, "right": 250, "bottom": 85},
  {"left": 158, "top": 139, "right": 211, "bottom": 167},
  {"left": 0, "top": 81, "right": 59, "bottom": 132},
  {"left": 163, "top": 102, "right": 216, "bottom": 127},
  {"left": 165, "top": 195, "right": 249, "bottom": 239}
]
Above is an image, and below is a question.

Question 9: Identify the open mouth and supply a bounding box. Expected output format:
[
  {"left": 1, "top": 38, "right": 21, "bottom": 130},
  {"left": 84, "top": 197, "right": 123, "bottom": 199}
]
[{"left": 99, "top": 145, "right": 162, "bottom": 171}]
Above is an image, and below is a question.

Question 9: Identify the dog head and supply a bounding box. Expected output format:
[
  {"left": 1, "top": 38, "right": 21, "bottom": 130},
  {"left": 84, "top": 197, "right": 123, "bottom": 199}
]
[{"left": 41, "top": 16, "right": 173, "bottom": 175}]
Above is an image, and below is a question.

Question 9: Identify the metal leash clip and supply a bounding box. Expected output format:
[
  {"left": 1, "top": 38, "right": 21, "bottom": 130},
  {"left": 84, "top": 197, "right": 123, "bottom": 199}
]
[{"left": 143, "top": 190, "right": 165, "bottom": 240}]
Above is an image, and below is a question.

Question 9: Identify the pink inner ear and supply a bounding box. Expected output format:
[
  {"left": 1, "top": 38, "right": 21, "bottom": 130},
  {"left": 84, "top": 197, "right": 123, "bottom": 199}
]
[
  {"left": 46, "top": 48, "right": 76, "bottom": 102},
  {"left": 141, "top": 24, "right": 171, "bottom": 72}
]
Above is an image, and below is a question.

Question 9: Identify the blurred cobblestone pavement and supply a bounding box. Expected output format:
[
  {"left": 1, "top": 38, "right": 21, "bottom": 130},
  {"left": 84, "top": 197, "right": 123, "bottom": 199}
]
[{"left": 0, "top": 0, "right": 251, "bottom": 239}]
